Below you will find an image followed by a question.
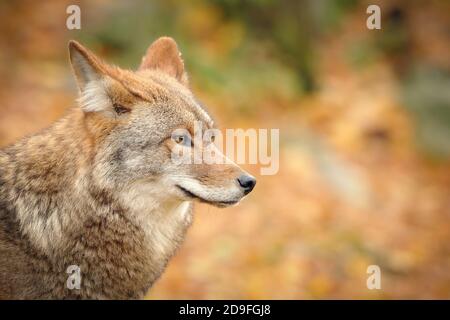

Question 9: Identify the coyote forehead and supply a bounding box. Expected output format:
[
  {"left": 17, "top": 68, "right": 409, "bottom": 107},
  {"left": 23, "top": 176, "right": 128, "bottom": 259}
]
[{"left": 71, "top": 39, "right": 213, "bottom": 132}]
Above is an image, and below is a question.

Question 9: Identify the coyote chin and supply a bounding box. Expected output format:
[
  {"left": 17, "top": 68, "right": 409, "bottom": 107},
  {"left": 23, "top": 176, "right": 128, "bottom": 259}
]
[{"left": 0, "top": 37, "right": 256, "bottom": 299}]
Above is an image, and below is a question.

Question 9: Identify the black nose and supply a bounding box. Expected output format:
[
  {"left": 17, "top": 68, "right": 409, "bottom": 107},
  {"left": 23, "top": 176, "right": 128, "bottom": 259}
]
[{"left": 237, "top": 175, "right": 256, "bottom": 194}]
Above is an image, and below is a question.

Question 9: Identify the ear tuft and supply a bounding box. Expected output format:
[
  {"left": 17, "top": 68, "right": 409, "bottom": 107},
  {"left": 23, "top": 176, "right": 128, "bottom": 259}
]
[
  {"left": 139, "top": 37, "right": 188, "bottom": 85},
  {"left": 77, "top": 80, "right": 111, "bottom": 113}
]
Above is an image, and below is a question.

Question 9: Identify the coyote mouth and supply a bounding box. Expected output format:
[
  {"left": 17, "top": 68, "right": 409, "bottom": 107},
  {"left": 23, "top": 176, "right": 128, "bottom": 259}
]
[{"left": 176, "top": 185, "right": 238, "bottom": 207}]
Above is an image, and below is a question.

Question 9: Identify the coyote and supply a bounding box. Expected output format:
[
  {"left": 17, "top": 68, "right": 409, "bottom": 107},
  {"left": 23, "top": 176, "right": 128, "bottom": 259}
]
[{"left": 0, "top": 37, "right": 256, "bottom": 299}]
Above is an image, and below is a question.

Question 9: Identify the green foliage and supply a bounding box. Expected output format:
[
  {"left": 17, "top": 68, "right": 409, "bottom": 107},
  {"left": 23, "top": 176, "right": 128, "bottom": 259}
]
[{"left": 403, "top": 67, "right": 450, "bottom": 159}]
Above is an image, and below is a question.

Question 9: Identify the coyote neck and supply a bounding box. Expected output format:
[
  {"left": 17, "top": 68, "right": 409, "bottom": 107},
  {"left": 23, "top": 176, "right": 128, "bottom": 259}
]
[{"left": 1, "top": 109, "right": 92, "bottom": 255}]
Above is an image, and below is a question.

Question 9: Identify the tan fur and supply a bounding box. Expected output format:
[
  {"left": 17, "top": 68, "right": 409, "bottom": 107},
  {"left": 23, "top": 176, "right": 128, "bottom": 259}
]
[{"left": 0, "top": 37, "right": 255, "bottom": 299}]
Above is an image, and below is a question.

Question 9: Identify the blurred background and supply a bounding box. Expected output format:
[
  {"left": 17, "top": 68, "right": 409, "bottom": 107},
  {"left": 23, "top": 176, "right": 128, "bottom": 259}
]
[{"left": 0, "top": 0, "right": 449, "bottom": 299}]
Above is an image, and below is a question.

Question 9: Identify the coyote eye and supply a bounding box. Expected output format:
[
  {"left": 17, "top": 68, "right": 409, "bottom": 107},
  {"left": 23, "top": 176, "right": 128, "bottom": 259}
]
[
  {"left": 173, "top": 134, "right": 192, "bottom": 147},
  {"left": 113, "top": 103, "right": 130, "bottom": 115}
]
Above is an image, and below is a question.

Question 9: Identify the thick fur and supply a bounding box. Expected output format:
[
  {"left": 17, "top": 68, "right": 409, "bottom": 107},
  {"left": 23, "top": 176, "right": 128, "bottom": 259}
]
[{"left": 0, "top": 37, "right": 253, "bottom": 299}]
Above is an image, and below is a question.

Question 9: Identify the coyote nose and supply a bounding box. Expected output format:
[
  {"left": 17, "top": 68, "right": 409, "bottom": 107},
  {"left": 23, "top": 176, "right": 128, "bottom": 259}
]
[{"left": 237, "top": 175, "right": 256, "bottom": 194}]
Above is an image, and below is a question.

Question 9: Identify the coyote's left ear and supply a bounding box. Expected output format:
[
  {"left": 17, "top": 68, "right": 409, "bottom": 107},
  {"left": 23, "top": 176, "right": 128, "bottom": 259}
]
[
  {"left": 139, "top": 37, "right": 188, "bottom": 86},
  {"left": 69, "top": 40, "right": 107, "bottom": 91}
]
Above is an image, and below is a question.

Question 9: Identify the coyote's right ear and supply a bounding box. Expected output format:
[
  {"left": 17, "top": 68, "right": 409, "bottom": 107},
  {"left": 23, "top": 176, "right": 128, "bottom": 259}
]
[
  {"left": 69, "top": 40, "right": 114, "bottom": 113},
  {"left": 69, "top": 40, "right": 106, "bottom": 91}
]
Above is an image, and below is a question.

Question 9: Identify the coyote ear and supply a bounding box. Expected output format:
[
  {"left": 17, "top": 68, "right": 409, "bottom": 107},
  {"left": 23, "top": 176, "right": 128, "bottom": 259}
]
[
  {"left": 69, "top": 40, "right": 106, "bottom": 91},
  {"left": 139, "top": 37, "right": 188, "bottom": 85},
  {"left": 69, "top": 40, "right": 113, "bottom": 113}
]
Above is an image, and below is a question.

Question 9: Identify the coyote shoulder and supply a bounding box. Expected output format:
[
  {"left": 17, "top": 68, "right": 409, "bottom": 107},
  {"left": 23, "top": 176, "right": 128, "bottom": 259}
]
[{"left": 0, "top": 37, "right": 255, "bottom": 299}]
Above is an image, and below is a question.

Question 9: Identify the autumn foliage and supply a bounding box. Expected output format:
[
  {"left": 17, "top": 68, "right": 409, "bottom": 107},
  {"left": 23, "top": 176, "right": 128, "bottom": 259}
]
[{"left": 0, "top": 0, "right": 449, "bottom": 299}]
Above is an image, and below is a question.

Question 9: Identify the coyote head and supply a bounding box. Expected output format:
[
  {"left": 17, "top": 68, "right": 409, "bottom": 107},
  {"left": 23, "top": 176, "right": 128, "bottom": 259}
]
[{"left": 69, "top": 37, "right": 255, "bottom": 208}]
